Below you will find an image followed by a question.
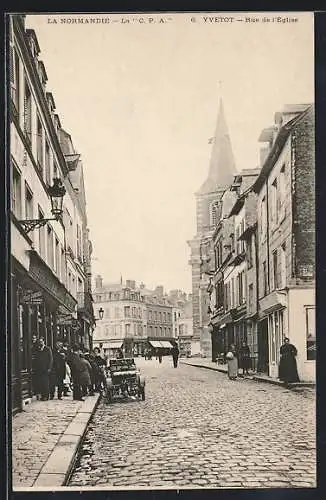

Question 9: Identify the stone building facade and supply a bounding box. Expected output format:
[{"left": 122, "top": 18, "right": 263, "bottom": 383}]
[
  {"left": 206, "top": 103, "right": 315, "bottom": 382},
  {"left": 92, "top": 277, "right": 174, "bottom": 356},
  {"left": 188, "top": 99, "right": 236, "bottom": 357},
  {"left": 10, "top": 15, "right": 94, "bottom": 413}
]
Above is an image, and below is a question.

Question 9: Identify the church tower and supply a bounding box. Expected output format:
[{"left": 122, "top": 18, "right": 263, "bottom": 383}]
[{"left": 188, "top": 96, "right": 236, "bottom": 355}]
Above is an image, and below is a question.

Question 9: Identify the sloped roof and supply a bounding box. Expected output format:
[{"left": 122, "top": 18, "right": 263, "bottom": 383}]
[{"left": 197, "top": 99, "right": 236, "bottom": 195}]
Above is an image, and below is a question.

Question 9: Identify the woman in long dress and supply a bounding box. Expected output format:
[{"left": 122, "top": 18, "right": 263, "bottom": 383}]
[
  {"left": 239, "top": 341, "right": 251, "bottom": 376},
  {"left": 279, "top": 337, "right": 300, "bottom": 384},
  {"left": 226, "top": 344, "right": 238, "bottom": 380}
]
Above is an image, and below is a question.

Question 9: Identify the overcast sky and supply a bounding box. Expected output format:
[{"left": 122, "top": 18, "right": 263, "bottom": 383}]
[{"left": 25, "top": 12, "right": 314, "bottom": 293}]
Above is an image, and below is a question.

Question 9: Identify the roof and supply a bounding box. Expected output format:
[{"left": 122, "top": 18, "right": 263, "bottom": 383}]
[
  {"left": 253, "top": 104, "right": 314, "bottom": 193},
  {"left": 25, "top": 28, "right": 41, "bottom": 54},
  {"left": 197, "top": 99, "right": 237, "bottom": 195}
]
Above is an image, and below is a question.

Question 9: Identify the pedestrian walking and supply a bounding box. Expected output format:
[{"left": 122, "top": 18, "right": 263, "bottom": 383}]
[
  {"left": 34, "top": 337, "right": 53, "bottom": 400},
  {"left": 238, "top": 341, "right": 251, "bottom": 376},
  {"left": 157, "top": 349, "right": 162, "bottom": 364},
  {"left": 67, "top": 344, "right": 84, "bottom": 401},
  {"left": 79, "top": 353, "right": 93, "bottom": 397},
  {"left": 279, "top": 337, "right": 300, "bottom": 385},
  {"left": 93, "top": 347, "right": 107, "bottom": 392},
  {"left": 171, "top": 344, "right": 180, "bottom": 368},
  {"left": 63, "top": 360, "right": 71, "bottom": 396},
  {"left": 85, "top": 352, "right": 96, "bottom": 395},
  {"left": 49, "top": 343, "right": 66, "bottom": 400},
  {"left": 226, "top": 344, "right": 238, "bottom": 380}
]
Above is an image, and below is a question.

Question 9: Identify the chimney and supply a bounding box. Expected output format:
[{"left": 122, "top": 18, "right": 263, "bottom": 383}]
[
  {"left": 95, "top": 275, "right": 103, "bottom": 290},
  {"left": 155, "top": 286, "right": 164, "bottom": 297},
  {"left": 126, "top": 280, "right": 136, "bottom": 289}
]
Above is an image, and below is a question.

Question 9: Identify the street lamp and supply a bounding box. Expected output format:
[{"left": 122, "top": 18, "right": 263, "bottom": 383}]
[
  {"left": 94, "top": 307, "right": 104, "bottom": 321},
  {"left": 18, "top": 178, "right": 66, "bottom": 234}
]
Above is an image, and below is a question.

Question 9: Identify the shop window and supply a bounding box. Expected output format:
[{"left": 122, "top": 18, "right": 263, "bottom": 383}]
[
  {"left": 269, "top": 315, "right": 276, "bottom": 363},
  {"left": 18, "top": 305, "right": 28, "bottom": 371},
  {"left": 306, "top": 307, "right": 316, "bottom": 360}
]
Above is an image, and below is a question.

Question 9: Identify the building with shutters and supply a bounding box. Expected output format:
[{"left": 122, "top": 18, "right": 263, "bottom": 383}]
[
  {"left": 252, "top": 103, "right": 315, "bottom": 381},
  {"left": 188, "top": 98, "right": 236, "bottom": 357},
  {"left": 92, "top": 277, "right": 175, "bottom": 357},
  {"left": 9, "top": 15, "right": 95, "bottom": 413},
  {"left": 206, "top": 102, "right": 315, "bottom": 382}
]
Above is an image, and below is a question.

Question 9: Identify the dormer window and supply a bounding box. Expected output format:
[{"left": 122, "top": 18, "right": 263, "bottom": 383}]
[{"left": 38, "top": 61, "right": 48, "bottom": 91}]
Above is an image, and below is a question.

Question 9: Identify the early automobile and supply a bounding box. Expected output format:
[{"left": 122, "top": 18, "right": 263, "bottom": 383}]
[{"left": 105, "top": 357, "right": 146, "bottom": 402}]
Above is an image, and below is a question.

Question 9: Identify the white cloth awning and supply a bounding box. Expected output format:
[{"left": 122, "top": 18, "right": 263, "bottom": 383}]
[
  {"left": 101, "top": 341, "right": 123, "bottom": 349},
  {"left": 149, "top": 340, "right": 163, "bottom": 348},
  {"left": 160, "top": 341, "right": 173, "bottom": 348}
]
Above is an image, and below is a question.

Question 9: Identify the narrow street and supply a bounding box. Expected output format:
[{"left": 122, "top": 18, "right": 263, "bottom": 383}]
[{"left": 68, "top": 358, "right": 316, "bottom": 489}]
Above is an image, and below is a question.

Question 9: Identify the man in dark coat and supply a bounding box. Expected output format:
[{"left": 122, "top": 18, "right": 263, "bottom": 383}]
[
  {"left": 50, "top": 343, "right": 66, "bottom": 400},
  {"left": 171, "top": 344, "right": 180, "bottom": 368},
  {"left": 34, "top": 337, "right": 53, "bottom": 401},
  {"left": 67, "top": 344, "right": 84, "bottom": 401},
  {"left": 93, "top": 347, "right": 107, "bottom": 392}
]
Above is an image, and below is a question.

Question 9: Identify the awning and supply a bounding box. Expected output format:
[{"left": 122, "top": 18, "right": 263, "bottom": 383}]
[
  {"left": 101, "top": 341, "right": 123, "bottom": 349},
  {"left": 149, "top": 340, "right": 163, "bottom": 348},
  {"left": 160, "top": 341, "right": 173, "bottom": 348}
]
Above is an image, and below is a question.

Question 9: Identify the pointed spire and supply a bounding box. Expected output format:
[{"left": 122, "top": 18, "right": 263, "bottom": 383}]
[{"left": 198, "top": 89, "right": 236, "bottom": 194}]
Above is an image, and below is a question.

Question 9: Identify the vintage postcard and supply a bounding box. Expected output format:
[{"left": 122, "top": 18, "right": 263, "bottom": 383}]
[{"left": 8, "top": 11, "right": 315, "bottom": 492}]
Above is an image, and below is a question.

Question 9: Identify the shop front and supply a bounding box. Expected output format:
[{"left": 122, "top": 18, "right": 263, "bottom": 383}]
[
  {"left": 259, "top": 290, "right": 287, "bottom": 378},
  {"left": 11, "top": 251, "right": 77, "bottom": 414}
]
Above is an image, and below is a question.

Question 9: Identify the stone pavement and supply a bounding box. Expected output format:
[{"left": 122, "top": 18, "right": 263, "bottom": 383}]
[
  {"left": 12, "top": 392, "right": 100, "bottom": 489},
  {"left": 68, "top": 357, "right": 316, "bottom": 489},
  {"left": 180, "top": 358, "right": 315, "bottom": 387}
]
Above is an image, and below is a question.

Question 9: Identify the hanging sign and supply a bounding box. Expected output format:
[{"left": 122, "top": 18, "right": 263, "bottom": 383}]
[{"left": 20, "top": 290, "right": 44, "bottom": 305}]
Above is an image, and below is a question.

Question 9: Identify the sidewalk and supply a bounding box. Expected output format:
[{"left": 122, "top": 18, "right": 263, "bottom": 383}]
[
  {"left": 12, "top": 392, "right": 100, "bottom": 489},
  {"left": 180, "top": 358, "right": 315, "bottom": 388}
]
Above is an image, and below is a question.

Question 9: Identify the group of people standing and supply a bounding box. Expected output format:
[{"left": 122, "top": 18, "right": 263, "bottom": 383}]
[
  {"left": 225, "top": 338, "right": 300, "bottom": 384},
  {"left": 32, "top": 337, "right": 108, "bottom": 402},
  {"left": 144, "top": 344, "right": 180, "bottom": 367}
]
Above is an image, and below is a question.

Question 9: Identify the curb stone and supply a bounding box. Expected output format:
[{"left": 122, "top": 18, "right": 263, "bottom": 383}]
[
  {"left": 180, "top": 360, "right": 315, "bottom": 389},
  {"left": 31, "top": 394, "right": 100, "bottom": 488}
]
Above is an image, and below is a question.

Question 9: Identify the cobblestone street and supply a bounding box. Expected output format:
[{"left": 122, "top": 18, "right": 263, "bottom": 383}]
[{"left": 68, "top": 357, "right": 316, "bottom": 489}]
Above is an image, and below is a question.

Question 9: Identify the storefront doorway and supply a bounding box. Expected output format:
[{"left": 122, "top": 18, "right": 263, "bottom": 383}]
[{"left": 257, "top": 318, "right": 269, "bottom": 373}]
